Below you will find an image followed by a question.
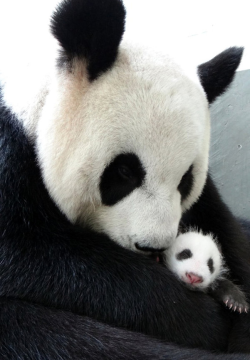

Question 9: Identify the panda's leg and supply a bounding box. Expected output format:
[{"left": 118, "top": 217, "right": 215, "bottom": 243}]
[
  {"left": 228, "top": 315, "right": 250, "bottom": 353},
  {"left": 0, "top": 298, "right": 246, "bottom": 360},
  {"left": 182, "top": 174, "right": 250, "bottom": 297}
]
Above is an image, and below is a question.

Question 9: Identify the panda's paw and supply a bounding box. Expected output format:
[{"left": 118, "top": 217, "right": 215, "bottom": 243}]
[
  {"left": 223, "top": 294, "right": 249, "bottom": 314},
  {"left": 213, "top": 279, "right": 249, "bottom": 314}
]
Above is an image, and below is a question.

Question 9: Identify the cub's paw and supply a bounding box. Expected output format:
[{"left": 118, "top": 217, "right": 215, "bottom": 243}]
[
  {"left": 213, "top": 279, "right": 249, "bottom": 314},
  {"left": 223, "top": 294, "right": 248, "bottom": 314}
]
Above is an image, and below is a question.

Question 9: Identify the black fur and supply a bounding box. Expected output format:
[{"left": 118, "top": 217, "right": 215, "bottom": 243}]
[
  {"left": 1, "top": 300, "right": 248, "bottom": 360},
  {"left": 1, "top": 93, "right": 249, "bottom": 358},
  {"left": 100, "top": 153, "right": 146, "bottom": 206},
  {"left": 211, "top": 279, "right": 249, "bottom": 314},
  {"left": 0, "top": 2, "right": 249, "bottom": 356},
  {"left": 229, "top": 313, "right": 250, "bottom": 354},
  {"left": 207, "top": 258, "right": 214, "bottom": 274},
  {"left": 51, "top": 0, "right": 125, "bottom": 80},
  {"left": 178, "top": 165, "right": 194, "bottom": 201},
  {"left": 176, "top": 249, "right": 193, "bottom": 260},
  {"left": 198, "top": 47, "right": 244, "bottom": 104}
]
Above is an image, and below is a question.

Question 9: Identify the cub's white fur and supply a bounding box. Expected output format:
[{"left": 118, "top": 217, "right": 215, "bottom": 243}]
[
  {"left": 0, "top": 2, "right": 210, "bottom": 252},
  {"left": 166, "top": 232, "right": 224, "bottom": 290}
]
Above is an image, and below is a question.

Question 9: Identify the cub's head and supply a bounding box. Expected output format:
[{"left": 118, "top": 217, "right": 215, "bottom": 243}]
[
  {"left": 34, "top": 0, "right": 242, "bottom": 255},
  {"left": 166, "top": 232, "right": 225, "bottom": 290}
]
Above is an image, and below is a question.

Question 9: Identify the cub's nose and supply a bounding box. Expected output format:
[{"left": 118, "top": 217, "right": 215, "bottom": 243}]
[{"left": 185, "top": 272, "right": 203, "bottom": 284}]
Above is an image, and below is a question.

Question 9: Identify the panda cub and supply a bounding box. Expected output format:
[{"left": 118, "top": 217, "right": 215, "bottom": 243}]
[{"left": 166, "top": 231, "right": 249, "bottom": 313}]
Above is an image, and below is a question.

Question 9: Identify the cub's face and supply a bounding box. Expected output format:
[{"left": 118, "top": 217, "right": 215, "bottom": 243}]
[
  {"left": 167, "top": 232, "right": 223, "bottom": 290},
  {"left": 37, "top": 44, "right": 210, "bottom": 254}
]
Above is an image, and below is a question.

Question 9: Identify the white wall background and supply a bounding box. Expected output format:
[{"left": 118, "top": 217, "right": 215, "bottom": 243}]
[
  {"left": 124, "top": 0, "right": 250, "bottom": 70},
  {"left": 0, "top": 1, "right": 249, "bottom": 71}
]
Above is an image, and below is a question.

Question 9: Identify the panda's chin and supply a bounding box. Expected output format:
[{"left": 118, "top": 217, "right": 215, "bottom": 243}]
[
  {"left": 88, "top": 219, "right": 175, "bottom": 257},
  {"left": 84, "top": 200, "right": 180, "bottom": 254}
]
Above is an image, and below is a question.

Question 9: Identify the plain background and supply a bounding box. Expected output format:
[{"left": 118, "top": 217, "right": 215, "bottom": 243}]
[{"left": 124, "top": 0, "right": 250, "bottom": 71}]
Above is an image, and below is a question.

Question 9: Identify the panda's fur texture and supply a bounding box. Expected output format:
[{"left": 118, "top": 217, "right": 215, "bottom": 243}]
[
  {"left": 167, "top": 232, "right": 249, "bottom": 313},
  {"left": 1, "top": 0, "right": 250, "bottom": 358},
  {"left": 167, "top": 231, "right": 225, "bottom": 291},
  {"left": 36, "top": 42, "right": 209, "bottom": 251}
]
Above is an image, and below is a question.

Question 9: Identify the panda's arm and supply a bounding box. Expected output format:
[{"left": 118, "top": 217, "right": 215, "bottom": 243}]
[
  {"left": 0, "top": 107, "right": 230, "bottom": 351},
  {"left": 209, "top": 278, "right": 249, "bottom": 313},
  {"left": 1, "top": 298, "right": 246, "bottom": 360},
  {"left": 182, "top": 174, "right": 250, "bottom": 298}
]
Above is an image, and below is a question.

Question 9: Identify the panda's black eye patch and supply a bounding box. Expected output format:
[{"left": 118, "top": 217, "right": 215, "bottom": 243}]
[
  {"left": 178, "top": 165, "right": 194, "bottom": 201},
  {"left": 176, "top": 249, "right": 192, "bottom": 261},
  {"left": 118, "top": 164, "right": 134, "bottom": 182},
  {"left": 207, "top": 258, "right": 214, "bottom": 273},
  {"left": 100, "top": 153, "right": 145, "bottom": 206}
]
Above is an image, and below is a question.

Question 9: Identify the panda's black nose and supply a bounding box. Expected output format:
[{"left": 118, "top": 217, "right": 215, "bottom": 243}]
[{"left": 135, "top": 243, "right": 167, "bottom": 253}]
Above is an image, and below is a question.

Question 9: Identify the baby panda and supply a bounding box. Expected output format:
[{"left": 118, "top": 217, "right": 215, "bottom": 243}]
[{"left": 166, "top": 231, "right": 249, "bottom": 314}]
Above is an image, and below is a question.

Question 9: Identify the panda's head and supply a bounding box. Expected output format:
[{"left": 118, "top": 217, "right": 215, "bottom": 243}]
[
  {"left": 34, "top": 0, "right": 242, "bottom": 254},
  {"left": 166, "top": 232, "right": 225, "bottom": 290}
]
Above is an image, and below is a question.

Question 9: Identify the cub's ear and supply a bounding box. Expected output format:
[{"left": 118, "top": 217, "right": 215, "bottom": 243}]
[
  {"left": 198, "top": 47, "right": 244, "bottom": 104},
  {"left": 51, "top": 0, "right": 126, "bottom": 80}
]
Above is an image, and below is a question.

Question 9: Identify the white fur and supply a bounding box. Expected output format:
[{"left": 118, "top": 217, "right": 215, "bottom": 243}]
[
  {"left": 0, "top": 2, "right": 210, "bottom": 252},
  {"left": 36, "top": 45, "right": 210, "bottom": 250},
  {"left": 166, "top": 232, "right": 224, "bottom": 290}
]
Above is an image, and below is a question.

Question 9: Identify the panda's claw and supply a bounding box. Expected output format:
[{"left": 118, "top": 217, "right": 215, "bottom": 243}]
[
  {"left": 224, "top": 297, "right": 249, "bottom": 314},
  {"left": 222, "top": 290, "right": 249, "bottom": 314}
]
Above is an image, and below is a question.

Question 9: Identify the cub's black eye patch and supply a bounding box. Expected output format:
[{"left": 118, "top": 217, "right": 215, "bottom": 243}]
[
  {"left": 207, "top": 258, "right": 214, "bottom": 273},
  {"left": 100, "top": 153, "right": 145, "bottom": 206},
  {"left": 176, "top": 249, "right": 192, "bottom": 261},
  {"left": 178, "top": 165, "right": 194, "bottom": 201}
]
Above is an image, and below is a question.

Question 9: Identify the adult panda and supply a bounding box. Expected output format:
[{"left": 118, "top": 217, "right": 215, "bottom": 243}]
[{"left": 0, "top": 0, "right": 250, "bottom": 358}]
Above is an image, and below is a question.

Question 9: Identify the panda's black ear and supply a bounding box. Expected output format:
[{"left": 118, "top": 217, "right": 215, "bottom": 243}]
[
  {"left": 51, "top": 0, "right": 126, "bottom": 80},
  {"left": 198, "top": 47, "right": 244, "bottom": 104}
]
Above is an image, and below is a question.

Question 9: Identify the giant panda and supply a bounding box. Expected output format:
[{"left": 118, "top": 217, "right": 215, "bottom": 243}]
[{"left": 1, "top": 0, "right": 250, "bottom": 358}]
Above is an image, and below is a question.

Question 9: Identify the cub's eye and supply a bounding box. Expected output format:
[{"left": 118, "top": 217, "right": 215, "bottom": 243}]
[
  {"left": 207, "top": 258, "right": 214, "bottom": 273},
  {"left": 176, "top": 249, "right": 192, "bottom": 261},
  {"left": 118, "top": 164, "right": 133, "bottom": 181}
]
